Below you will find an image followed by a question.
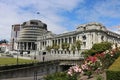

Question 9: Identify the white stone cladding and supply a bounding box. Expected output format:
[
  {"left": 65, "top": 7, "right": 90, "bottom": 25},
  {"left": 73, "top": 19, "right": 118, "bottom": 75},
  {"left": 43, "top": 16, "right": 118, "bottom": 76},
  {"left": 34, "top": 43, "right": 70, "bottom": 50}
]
[
  {"left": 12, "top": 20, "right": 120, "bottom": 55},
  {"left": 37, "top": 22, "right": 120, "bottom": 51}
]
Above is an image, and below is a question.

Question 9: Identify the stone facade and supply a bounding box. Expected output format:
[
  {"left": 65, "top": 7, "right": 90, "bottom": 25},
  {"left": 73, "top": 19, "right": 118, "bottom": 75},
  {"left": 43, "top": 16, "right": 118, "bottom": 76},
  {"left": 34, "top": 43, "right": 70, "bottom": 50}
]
[
  {"left": 37, "top": 22, "right": 120, "bottom": 52},
  {"left": 11, "top": 20, "right": 120, "bottom": 53},
  {"left": 10, "top": 24, "right": 20, "bottom": 50}
]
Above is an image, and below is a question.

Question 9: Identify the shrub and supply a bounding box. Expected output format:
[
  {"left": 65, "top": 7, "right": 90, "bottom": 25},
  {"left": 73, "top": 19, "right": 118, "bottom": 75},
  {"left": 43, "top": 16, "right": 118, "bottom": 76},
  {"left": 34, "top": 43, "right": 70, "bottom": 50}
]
[
  {"left": 46, "top": 46, "right": 52, "bottom": 52},
  {"left": 62, "top": 43, "right": 70, "bottom": 50},
  {"left": 92, "top": 42, "right": 112, "bottom": 53},
  {"left": 82, "top": 42, "right": 112, "bottom": 56},
  {"left": 96, "top": 75, "right": 104, "bottom": 80},
  {"left": 75, "top": 40, "right": 82, "bottom": 51},
  {"left": 106, "top": 57, "right": 120, "bottom": 80},
  {"left": 44, "top": 72, "right": 77, "bottom": 80}
]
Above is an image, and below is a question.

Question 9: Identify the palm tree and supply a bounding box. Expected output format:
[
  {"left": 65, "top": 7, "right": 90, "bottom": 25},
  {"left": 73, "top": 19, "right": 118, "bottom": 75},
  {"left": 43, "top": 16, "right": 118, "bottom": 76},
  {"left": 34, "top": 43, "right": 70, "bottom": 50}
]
[
  {"left": 61, "top": 43, "right": 70, "bottom": 51},
  {"left": 52, "top": 44, "right": 60, "bottom": 50},
  {"left": 46, "top": 46, "right": 52, "bottom": 52},
  {"left": 75, "top": 40, "right": 82, "bottom": 51}
]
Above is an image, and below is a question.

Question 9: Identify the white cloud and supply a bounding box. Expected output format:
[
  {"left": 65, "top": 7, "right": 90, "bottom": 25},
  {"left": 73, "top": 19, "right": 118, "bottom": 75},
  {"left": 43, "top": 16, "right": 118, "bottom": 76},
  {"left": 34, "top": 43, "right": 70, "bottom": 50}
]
[
  {"left": 0, "top": 0, "right": 84, "bottom": 40},
  {"left": 76, "top": 0, "right": 120, "bottom": 21},
  {"left": 94, "top": 0, "right": 120, "bottom": 18}
]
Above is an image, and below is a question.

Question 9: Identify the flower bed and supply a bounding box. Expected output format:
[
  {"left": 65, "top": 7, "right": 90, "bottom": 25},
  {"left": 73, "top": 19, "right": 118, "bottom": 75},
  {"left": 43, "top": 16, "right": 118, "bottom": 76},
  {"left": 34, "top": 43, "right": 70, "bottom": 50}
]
[{"left": 67, "top": 48, "right": 120, "bottom": 79}]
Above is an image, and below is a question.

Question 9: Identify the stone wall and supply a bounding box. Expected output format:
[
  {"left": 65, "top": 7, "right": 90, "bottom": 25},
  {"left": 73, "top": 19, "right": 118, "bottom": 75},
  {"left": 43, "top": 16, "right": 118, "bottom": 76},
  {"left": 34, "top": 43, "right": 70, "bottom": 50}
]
[
  {"left": 0, "top": 61, "right": 61, "bottom": 79},
  {"left": 36, "top": 50, "right": 84, "bottom": 62}
]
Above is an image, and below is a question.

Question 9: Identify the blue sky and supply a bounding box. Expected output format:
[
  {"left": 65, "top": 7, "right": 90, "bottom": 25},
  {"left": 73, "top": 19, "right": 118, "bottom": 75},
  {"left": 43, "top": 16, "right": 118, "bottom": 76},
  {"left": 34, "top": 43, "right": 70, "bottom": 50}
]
[{"left": 0, "top": 0, "right": 120, "bottom": 40}]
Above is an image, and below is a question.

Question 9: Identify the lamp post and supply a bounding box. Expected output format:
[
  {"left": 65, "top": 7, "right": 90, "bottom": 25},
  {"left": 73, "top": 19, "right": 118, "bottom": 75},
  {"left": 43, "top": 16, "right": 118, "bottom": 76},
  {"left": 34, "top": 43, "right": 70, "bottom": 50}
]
[{"left": 17, "top": 49, "right": 19, "bottom": 65}]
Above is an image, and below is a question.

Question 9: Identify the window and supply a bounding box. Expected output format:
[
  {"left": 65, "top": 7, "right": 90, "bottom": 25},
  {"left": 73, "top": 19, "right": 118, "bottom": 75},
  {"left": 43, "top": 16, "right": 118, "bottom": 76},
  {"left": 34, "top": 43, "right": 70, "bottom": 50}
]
[
  {"left": 82, "top": 35, "right": 86, "bottom": 40},
  {"left": 83, "top": 27, "right": 86, "bottom": 31},
  {"left": 83, "top": 42, "right": 86, "bottom": 48},
  {"left": 101, "top": 36, "right": 104, "bottom": 41},
  {"left": 30, "top": 21, "right": 38, "bottom": 25}
]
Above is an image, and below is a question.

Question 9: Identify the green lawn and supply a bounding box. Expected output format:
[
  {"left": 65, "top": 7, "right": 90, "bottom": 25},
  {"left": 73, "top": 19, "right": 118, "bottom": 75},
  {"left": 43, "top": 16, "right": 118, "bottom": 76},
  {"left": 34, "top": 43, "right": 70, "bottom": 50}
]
[
  {"left": 109, "top": 56, "right": 120, "bottom": 71},
  {"left": 0, "top": 57, "right": 37, "bottom": 66}
]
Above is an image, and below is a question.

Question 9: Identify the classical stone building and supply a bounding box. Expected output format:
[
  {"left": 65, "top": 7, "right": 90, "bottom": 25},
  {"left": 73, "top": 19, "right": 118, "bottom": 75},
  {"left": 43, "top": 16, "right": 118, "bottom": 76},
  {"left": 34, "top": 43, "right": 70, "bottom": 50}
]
[
  {"left": 11, "top": 19, "right": 120, "bottom": 53},
  {"left": 37, "top": 22, "right": 120, "bottom": 52}
]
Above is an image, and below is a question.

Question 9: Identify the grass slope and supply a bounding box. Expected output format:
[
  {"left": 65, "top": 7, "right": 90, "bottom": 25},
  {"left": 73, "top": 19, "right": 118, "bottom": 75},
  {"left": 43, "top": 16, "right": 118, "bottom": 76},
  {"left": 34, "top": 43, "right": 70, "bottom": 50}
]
[
  {"left": 0, "top": 57, "right": 35, "bottom": 66},
  {"left": 108, "top": 56, "right": 120, "bottom": 71}
]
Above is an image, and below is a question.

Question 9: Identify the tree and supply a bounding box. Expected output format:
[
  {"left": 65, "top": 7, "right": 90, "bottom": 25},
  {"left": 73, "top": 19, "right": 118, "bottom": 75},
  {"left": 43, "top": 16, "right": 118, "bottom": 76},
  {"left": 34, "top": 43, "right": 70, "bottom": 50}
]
[
  {"left": 0, "top": 39, "right": 8, "bottom": 44},
  {"left": 52, "top": 44, "right": 60, "bottom": 50},
  {"left": 46, "top": 46, "right": 52, "bottom": 52},
  {"left": 75, "top": 40, "right": 82, "bottom": 51},
  {"left": 71, "top": 44, "right": 76, "bottom": 51},
  {"left": 82, "top": 42, "right": 112, "bottom": 56},
  {"left": 92, "top": 42, "right": 112, "bottom": 53},
  {"left": 61, "top": 43, "right": 70, "bottom": 51}
]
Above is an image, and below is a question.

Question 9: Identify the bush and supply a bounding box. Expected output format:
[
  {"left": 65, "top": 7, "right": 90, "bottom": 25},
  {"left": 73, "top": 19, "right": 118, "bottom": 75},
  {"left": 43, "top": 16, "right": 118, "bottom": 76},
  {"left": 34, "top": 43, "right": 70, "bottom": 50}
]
[
  {"left": 82, "top": 42, "right": 112, "bottom": 56},
  {"left": 44, "top": 72, "right": 69, "bottom": 80},
  {"left": 106, "top": 57, "right": 120, "bottom": 80},
  {"left": 96, "top": 75, "right": 104, "bottom": 80},
  {"left": 92, "top": 42, "right": 112, "bottom": 53},
  {"left": 106, "top": 70, "right": 120, "bottom": 80},
  {"left": 44, "top": 72, "right": 79, "bottom": 80}
]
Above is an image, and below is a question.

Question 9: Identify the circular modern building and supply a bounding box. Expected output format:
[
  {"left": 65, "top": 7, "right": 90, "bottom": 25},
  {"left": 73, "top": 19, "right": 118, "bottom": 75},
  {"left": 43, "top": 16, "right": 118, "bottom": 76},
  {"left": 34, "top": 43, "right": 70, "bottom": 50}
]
[{"left": 17, "top": 19, "right": 47, "bottom": 51}]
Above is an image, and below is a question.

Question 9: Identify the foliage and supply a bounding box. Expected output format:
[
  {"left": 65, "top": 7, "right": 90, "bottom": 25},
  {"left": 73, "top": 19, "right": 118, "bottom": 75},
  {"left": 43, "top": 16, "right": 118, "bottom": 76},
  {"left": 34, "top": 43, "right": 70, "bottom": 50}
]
[
  {"left": 44, "top": 72, "right": 77, "bottom": 80},
  {"left": 106, "top": 59, "right": 120, "bottom": 80},
  {"left": 96, "top": 75, "right": 104, "bottom": 80},
  {"left": 46, "top": 46, "right": 52, "bottom": 52},
  {"left": 75, "top": 40, "right": 82, "bottom": 51},
  {"left": 68, "top": 48, "right": 120, "bottom": 79},
  {"left": 92, "top": 42, "right": 112, "bottom": 53},
  {"left": 61, "top": 43, "right": 70, "bottom": 50},
  {"left": 70, "top": 40, "right": 82, "bottom": 51},
  {"left": 71, "top": 44, "right": 76, "bottom": 51},
  {"left": 0, "top": 39, "right": 8, "bottom": 44},
  {"left": 52, "top": 44, "right": 60, "bottom": 50},
  {"left": 106, "top": 70, "right": 120, "bottom": 80},
  {"left": 82, "top": 42, "right": 112, "bottom": 56},
  {"left": 95, "top": 49, "right": 120, "bottom": 69},
  {"left": 82, "top": 49, "right": 98, "bottom": 59}
]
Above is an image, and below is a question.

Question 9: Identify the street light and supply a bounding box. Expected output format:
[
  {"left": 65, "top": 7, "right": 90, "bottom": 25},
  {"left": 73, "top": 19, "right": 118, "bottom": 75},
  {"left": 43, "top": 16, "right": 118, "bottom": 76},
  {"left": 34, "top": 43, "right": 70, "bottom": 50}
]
[{"left": 17, "top": 49, "right": 19, "bottom": 65}]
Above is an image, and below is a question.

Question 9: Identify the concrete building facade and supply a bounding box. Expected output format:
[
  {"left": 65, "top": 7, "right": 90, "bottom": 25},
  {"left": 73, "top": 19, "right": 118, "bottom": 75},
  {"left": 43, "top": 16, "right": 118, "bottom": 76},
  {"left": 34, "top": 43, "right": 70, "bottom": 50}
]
[
  {"left": 17, "top": 20, "right": 47, "bottom": 52},
  {"left": 37, "top": 22, "right": 120, "bottom": 52},
  {"left": 10, "top": 24, "right": 20, "bottom": 50},
  {"left": 11, "top": 20, "right": 120, "bottom": 53}
]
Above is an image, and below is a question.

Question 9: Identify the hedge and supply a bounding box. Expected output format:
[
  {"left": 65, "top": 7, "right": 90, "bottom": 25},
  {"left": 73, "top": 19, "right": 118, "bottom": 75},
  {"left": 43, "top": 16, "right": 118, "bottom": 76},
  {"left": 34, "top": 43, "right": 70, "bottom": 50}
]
[{"left": 106, "top": 57, "right": 120, "bottom": 80}]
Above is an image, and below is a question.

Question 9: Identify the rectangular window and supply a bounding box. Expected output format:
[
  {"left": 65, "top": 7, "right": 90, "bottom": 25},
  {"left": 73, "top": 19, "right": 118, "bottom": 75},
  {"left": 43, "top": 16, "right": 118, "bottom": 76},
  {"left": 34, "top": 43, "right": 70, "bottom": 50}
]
[{"left": 83, "top": 42, "right": 86, "bottom": 48}]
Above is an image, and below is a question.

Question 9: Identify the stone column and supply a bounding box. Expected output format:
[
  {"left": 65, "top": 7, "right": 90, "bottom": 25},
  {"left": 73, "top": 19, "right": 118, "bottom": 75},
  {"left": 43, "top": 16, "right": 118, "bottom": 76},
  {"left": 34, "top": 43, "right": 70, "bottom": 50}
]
[
  {"left": 71, "top": 37, "right": 73, "bottom": 44},
  {"left": 31, "top": 42, "right": 33, "bottom": 50},
  {"left": 23, "top": 42, "right": 25, "bottom": 50},
  {"left": 26, "top": 42, "right": 28, "bottom": 50},
  {"left": 67, "top": 37, "right": 69, "bottom": 43},
  {"left": 60, "top": 39, "right": 62, "bottom": 50}
]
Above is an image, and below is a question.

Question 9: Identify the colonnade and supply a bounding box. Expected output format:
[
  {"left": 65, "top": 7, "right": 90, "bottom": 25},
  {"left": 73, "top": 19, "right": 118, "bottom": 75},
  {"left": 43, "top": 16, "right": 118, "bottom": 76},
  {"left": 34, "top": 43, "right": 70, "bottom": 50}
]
[
  {"left": 18, "top": 42, "right": 36, "bottom": 50},
  {"left": 39, "top": 36, "right": 77, "bottom": 50}
]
